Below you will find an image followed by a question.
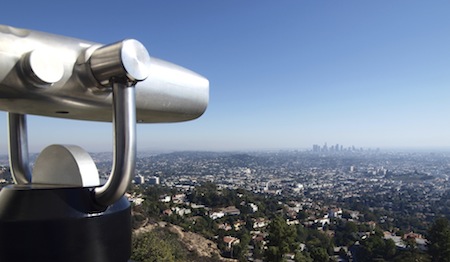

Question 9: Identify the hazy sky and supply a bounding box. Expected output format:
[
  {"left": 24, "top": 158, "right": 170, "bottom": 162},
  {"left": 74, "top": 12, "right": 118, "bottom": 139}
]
[{"left": 1, "top": 1, "right": 450, "bottom": 153}]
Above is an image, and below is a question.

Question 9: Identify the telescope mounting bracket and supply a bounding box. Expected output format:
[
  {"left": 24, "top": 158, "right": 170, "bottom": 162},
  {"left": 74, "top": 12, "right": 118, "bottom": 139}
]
[{"left": 7, "top": 39, "right": 151, "bottom": 208}]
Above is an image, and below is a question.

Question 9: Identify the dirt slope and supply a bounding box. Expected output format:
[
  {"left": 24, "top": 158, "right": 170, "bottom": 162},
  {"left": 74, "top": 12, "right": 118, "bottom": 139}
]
[{"left": 134, "top": 221, "right": 235, "bottom": 261}]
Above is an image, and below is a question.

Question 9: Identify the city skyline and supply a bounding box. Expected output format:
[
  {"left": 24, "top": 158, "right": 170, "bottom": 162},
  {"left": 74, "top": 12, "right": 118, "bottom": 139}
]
[{"left": 1, "top": 1, "right": 450, "bottom": 154}]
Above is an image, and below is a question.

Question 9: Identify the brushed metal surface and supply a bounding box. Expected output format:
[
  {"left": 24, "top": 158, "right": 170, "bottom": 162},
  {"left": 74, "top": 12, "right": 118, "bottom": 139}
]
[
  {"left": 89, "top": 39, "right": 151, "bottom": 86},
  {"left": 0, "top": 25, "right": 209, "bottom": 123},
  {"left": 7, "top": 113, "right": 32, "bottom": 184},
  {"left": 94, "top": 82, "right": 136, "bottom": 207},
  {"left": 32, "top": 144, "right": 100, "bottom": 187}
]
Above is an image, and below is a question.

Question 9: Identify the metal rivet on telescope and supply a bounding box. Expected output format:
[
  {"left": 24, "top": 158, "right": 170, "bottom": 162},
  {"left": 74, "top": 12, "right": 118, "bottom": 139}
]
[{"left": 20, "top": 49, "right": 64, "bottom": 86}]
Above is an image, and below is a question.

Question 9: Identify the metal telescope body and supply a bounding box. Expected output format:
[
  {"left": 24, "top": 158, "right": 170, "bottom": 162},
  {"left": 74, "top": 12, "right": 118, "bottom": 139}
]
[
  {"left": 0, "top": 25, "right": 208, "bottom": 122},
  {"left": 0, "top": 25, "right": 209, "bottom": 262}
]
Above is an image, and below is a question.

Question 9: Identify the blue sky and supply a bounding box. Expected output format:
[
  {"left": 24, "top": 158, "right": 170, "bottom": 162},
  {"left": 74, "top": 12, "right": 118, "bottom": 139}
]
[{"left": 1, "top": 1, "right": 450, "bottom": 153}]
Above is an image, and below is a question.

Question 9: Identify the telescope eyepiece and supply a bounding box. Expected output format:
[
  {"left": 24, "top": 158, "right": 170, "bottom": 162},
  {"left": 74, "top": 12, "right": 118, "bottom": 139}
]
[{"left": 89, "top": 39, "right": 151, "bottom": 87}]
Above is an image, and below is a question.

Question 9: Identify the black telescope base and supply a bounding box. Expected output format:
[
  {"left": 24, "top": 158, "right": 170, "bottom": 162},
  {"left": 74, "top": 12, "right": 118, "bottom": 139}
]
[{"left": 0, "top": 185, "right": 131, "bottom": 262}]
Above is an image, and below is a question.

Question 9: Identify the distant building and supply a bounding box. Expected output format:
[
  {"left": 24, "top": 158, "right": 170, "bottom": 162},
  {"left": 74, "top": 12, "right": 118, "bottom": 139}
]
[
  {"left": 163, "top": 209, "right": 173, "bottom": 216},
  {"left": 134, "top": 174, "right": 145, "bottom": 184},
  {"left": 328, "top": 208, "right": 342, "bottom": 218},
  {"left": 253, "top": 218, "right": 269, "bottom": 229},
  {"left": 223, "top": 236, "right": 240, "bottom": 250},
  {"left": 148, "top": 176, "right": 160, "bottom": 185},
  {"left": 125, "top": 192, "right": 144, "bottom": 206},
  {"left": 190, "top": 203, "right": 206, "bottom": 209},
  {"left": 233, "top": 220, "right": 245, "bottom": 231},
  {"left": 222, "top": 206, "right": 241, "bottom": 216},
  {"left": 366, "top": 221, "right": 377, "bottom": 230},
  {"left": 172, "top": 193, "right": 186, "bottom": 204},
  {"left": 174, "top": 207, "right": 191, "bottom": 216},
  {"left": 210, "top": 211, "right": 225, "bottom": 220},
  {"left": 383, "top": 232, "right": 406, "bottom": 249},
  {"left": 312, "top": 144, "right": 321, "bottom": 152},
  {"left": 403, "top": 232, "right": 428, "bottom": 251},
  {"left": 218, "top": 223, "right": 232, "bottom": 231},
  {"left": 249, "top": 203, "right": 258, "bottom": 213},
  {"left": 293, "top": 183, "right": 304, "bottom": 193},
  {"left": 159, "top": 195, "right": 171, "bottom": 203}
]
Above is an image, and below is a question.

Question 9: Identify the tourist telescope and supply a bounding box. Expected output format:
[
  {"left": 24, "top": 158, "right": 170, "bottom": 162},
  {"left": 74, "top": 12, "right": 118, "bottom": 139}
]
[{"left": 0, "top": 25, "right": 209, "bottom": 262}]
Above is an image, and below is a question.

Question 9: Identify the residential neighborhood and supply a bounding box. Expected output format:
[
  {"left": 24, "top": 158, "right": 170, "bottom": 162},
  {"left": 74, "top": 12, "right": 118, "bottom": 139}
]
[
  {"left": 121, "top": 148, "right": 450, "bottom": 261},
  {"left": 1, "top": 148, "right": 448, "bottom": 261}
]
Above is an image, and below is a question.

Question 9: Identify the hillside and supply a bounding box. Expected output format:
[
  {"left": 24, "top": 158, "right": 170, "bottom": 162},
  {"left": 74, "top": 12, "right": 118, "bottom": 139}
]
[{"left": 133, "top": 220, "right": 235, "bottom": 262}]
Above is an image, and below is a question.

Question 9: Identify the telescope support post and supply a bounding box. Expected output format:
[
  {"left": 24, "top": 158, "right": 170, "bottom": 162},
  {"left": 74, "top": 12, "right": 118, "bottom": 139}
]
[
  {"left": 94, "top": 81, "right": 136, "bottom": 207},
  {"left": 7, "top": 113, "right": 32, "bottom": 184}
]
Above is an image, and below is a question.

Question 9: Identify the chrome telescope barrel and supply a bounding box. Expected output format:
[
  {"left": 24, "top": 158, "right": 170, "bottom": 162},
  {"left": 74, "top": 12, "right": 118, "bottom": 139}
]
[{"left": 0, "top": 25, "right": 209, "bottom": 123}]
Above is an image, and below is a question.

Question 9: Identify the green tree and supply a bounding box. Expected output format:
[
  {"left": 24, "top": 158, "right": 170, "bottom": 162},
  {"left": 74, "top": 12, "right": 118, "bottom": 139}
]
[
  {"left": 236, "top": 231, "right": 251, "bottom": 261},
  {"left": 428, "top": 217, "right": 450, "bottom": 262},
  {"left": 385, "top": 238, "right": 397, "bottom": 258},
  {"left": 356, "top": 234, "right": 396, "bottom": 261},
  {"left": 334, "top": 220, "right": 358, "bottom": 246},
  {"left": 131, "top": 227, "right": 197, "bottom": 262},
  {"left": 265, "top": 216, "right": 297, "bottom": 262},
  {"left": 305, "top": 229, "right": 333, "bottom": 256},
  {"left": 265, "top": 246, "right": 282, "bottom": 262},
  {"left": 309, "top": 247, "right": 329, "bottom": 262},
  {"left": 131, "top": 231, "right": 176, "bottom": 262},
  {"left": 295, "top": 251, "right": 313, "bottom": 262},
  {"left": 393, "top": 250, "right": 431, "bottom": 262}
]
